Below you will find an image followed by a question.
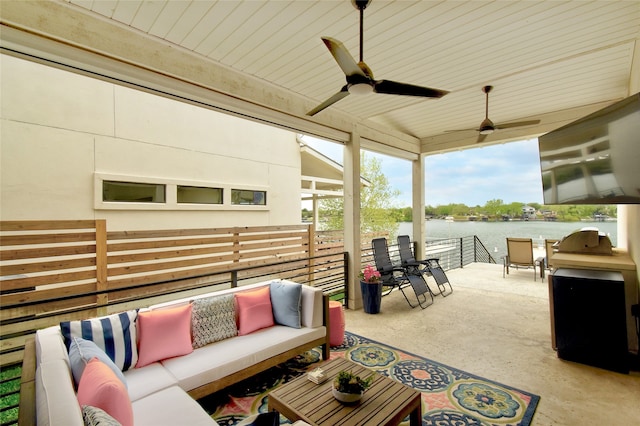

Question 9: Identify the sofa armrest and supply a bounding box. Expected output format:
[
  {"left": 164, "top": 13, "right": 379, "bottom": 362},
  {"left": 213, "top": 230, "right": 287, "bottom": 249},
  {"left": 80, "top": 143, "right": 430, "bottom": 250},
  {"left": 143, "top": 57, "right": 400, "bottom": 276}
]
[
  {"left": 299, "top": 284, "right": 324, "bottom": 328},
  {"left": 18, "top": 337, "right": 36, "bottom": 426}
]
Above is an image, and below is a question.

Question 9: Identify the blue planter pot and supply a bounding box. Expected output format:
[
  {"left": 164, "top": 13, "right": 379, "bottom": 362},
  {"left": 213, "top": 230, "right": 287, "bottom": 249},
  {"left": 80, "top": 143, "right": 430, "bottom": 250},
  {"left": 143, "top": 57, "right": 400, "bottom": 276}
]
[{"left": 360, "top": 281, "right": 382, "bottom": 314}]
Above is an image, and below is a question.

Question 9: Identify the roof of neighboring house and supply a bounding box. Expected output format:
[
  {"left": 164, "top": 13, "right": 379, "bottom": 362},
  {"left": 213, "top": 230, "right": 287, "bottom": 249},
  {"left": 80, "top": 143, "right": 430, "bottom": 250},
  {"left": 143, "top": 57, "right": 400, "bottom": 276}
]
[{"left": 300, "top": 140, "right": 370, "bottom": 200}]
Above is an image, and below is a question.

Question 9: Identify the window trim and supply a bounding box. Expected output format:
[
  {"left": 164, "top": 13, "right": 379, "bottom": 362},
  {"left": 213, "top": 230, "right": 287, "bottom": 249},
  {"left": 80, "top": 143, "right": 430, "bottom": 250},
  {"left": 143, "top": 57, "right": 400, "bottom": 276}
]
[{"left": 94, "top": 173, "right": 268, "bottom": 211}]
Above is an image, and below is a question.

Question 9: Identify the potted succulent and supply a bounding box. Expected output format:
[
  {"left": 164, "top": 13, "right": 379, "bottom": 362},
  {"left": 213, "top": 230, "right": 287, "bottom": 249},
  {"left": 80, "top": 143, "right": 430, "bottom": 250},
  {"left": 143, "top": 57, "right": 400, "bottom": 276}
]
[
  {"left": 359, "top": 264, "right": 382, "bottom": 314},
  {"left": 332, "top": 370, "right": 375, "bottom": 403}
]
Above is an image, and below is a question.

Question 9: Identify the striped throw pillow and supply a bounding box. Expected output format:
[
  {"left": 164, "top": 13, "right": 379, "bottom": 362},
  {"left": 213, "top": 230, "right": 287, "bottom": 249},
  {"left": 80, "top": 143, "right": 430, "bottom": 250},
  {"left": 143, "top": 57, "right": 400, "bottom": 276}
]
[{"left": 61, "top": 310, "right": 138, "bottom": 372}]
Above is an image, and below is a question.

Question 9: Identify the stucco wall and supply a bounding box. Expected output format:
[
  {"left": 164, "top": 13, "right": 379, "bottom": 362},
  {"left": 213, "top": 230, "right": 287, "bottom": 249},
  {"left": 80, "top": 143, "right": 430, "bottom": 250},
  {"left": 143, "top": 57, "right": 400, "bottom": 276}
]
[{"left": 0, "top": 54, "right": 301, "bottom": 230}]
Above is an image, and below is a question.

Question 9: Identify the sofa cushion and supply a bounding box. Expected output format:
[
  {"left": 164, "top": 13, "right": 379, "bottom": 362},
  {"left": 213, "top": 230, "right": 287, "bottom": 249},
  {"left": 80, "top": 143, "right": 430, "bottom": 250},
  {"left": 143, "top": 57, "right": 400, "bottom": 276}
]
[
  {"left": 136, "top": 304, "right": 193, "bottom": 368},
  {"left": 35, "top": 359, "right": 84, "bottom": 426},
  {"left": 81, "top": 405, "right": 122, "bottom": 426},
  {"left": 69, "top": 337, "right": 126, "bottom": 388},
  {"left": 235, "top": 286, "right": 274, "bottom": 335},
  {"left": 132, "top": 386, "right": 217, "bottom": 426},
  {"left": 35, "top": 326, "right": 69, "bottom": 365},
  {"left": 270, "top": 281, "right": 302, "bottom": 328},
  {"left": 77, "top": 358, "right": 134, "bottom": 426},
  {"left": 60, "top": 310, "right": 138, "bottom": 371},
  {"left": 191, "top": 294, "right": 237, "bottom": 349},
  {"left": 123, "top": 362, "right": 178, "bottom": 402},
  {"left": 161, "top": 325, "right": 326, "bottom": 392}
]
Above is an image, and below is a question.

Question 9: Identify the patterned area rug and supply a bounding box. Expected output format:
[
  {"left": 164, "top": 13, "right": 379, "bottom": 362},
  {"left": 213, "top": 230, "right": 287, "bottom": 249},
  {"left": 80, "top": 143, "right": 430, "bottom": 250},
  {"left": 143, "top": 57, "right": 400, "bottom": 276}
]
[{"left": 198, "top": 331, "right": 539, "bottom": 426}]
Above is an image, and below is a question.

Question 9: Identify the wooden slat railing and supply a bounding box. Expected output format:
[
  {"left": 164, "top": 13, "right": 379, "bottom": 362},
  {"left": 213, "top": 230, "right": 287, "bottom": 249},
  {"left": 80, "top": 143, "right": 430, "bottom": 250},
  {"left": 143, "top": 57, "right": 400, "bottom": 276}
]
[
  {"left": 1, "top": 220, "right": 101, "bottom": 366},
  {"left": 1, "top": 220, "right": 346, "bottom": 367}
]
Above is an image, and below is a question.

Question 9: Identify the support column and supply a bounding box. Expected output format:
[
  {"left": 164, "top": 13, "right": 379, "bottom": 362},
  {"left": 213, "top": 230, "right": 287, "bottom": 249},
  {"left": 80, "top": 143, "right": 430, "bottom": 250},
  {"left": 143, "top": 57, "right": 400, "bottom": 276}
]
[
  {"left": 312, "top": 194, "right": 319, "bottom": 227},
  {"left": 344, "top": 127, "right": 362, "bottom": 310},
  {"left": 412, "top": 153, "right": 426, "bottom": 260}
]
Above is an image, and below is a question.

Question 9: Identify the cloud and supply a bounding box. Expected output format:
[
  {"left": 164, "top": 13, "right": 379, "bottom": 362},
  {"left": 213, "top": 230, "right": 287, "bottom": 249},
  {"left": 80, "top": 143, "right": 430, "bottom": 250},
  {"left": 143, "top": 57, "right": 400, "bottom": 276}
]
[{"left": 425, "top": 139, "right": 543, "bottom": 206}]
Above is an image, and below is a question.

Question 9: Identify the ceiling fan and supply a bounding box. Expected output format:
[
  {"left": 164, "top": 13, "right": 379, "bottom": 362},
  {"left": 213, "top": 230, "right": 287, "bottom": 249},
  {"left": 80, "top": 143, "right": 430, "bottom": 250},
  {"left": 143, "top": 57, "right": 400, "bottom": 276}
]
[
  {"left": 463, "top": 85, "right": 541, "bottom": 143},
  {"left": 306, "top": 0, "right": 448, "bottom": 116}
]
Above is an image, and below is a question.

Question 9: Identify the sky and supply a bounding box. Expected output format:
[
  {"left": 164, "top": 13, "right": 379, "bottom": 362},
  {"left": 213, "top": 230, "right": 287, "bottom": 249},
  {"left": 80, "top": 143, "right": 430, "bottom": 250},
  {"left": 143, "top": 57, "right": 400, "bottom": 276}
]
[{"left": 301, "top": 136, "right": 544, "bottom": 208}]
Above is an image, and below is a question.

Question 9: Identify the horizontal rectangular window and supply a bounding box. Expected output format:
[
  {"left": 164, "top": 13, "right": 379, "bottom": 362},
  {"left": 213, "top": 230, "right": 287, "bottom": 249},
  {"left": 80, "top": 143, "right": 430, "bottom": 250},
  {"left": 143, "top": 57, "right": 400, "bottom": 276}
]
[
  {"left": 103, "top": 181, "right": 166, "bottom": 203},
  {"left": 96, "top": 174, "right": 269, "bottom": 211},
  {"left": 177, "top": 185, "right": 223, "bottom": 204},
  {"left": 231, "top": 189, "right": 266, "bottom": 205}
]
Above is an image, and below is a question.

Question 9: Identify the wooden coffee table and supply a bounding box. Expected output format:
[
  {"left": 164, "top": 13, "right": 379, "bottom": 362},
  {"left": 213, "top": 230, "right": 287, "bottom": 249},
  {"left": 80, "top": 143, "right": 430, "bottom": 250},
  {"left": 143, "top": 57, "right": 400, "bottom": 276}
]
[{"left": 268, "top": 357, "right": 422, "bottom": 426}]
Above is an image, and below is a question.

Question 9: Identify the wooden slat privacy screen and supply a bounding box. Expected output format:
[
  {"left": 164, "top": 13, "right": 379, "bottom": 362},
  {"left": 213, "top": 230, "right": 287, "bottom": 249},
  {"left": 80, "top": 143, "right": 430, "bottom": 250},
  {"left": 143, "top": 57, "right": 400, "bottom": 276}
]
[{"left": 0, "top": 220, "right": 347, "bottom": 366}]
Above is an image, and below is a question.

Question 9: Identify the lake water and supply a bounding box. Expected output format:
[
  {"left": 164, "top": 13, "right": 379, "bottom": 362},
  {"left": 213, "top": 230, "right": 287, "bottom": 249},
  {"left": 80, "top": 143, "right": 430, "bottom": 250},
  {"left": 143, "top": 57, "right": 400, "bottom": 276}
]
[{"left": 398, "top": 220, "right": 618, "bottom": 261}]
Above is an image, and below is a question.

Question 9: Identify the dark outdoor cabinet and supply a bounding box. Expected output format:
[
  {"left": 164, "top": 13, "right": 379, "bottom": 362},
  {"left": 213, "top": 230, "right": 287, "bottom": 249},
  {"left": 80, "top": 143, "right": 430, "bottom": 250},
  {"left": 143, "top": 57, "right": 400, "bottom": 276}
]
[{"left": 552, "top": 268, "right": 629, "bottom": 373}]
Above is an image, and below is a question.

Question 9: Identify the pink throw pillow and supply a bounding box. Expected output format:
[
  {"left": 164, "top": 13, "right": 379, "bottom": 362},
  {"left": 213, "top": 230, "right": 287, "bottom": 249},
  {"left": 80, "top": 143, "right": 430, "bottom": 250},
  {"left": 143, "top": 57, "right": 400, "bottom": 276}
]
[
  {"left": 77, "top": 357, "right": 134, "bottom": 426},
  {"left": 236, "top": 286, "right": 274, "bottom": 335},
  {"left": 136, "top": 304, "right": 193, "bottom": 368}
]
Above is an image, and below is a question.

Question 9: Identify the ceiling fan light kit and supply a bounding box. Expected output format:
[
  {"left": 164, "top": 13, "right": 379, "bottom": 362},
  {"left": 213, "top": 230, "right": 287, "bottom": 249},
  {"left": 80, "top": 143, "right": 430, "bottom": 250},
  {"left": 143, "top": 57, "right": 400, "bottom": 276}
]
[
  {"left": 307, "top": 0, "right": 448, "bottom": 116},
  {"left": 348, "top": 83, "right": 374, "bottom": 95},
  {"left": 479, "top": 117, "right": 495, "bottom": 135},
  {"left": 446, "top": 85, "right": 541, "bottom": 143}
]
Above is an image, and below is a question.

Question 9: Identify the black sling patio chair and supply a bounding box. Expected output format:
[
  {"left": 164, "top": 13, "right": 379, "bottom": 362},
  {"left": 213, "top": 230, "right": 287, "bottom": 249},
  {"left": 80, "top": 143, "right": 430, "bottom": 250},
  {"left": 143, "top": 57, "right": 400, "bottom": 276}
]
[
  {"left": 397, "top": 235, "right": 453, "bottom": 297},
  {"left": 371, "top": 237, "right": 434, "bottom": 309}
]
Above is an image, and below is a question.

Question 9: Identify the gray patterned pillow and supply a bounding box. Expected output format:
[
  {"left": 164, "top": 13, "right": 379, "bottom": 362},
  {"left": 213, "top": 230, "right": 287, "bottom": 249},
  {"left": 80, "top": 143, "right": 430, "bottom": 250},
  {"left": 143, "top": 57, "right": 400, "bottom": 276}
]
[
  {"left": 191, "top": 294, "right": 237, "bottom": 349},
  {"left": 82, "top": 405, "right": 122, "bottom": 426}
]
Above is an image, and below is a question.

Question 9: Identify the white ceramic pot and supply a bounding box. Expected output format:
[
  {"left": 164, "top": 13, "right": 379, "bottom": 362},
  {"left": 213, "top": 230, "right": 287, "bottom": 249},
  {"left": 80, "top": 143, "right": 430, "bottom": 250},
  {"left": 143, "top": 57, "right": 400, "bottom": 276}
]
[{"left": 332, "top": 388, "right": 363, "bottom": 403}]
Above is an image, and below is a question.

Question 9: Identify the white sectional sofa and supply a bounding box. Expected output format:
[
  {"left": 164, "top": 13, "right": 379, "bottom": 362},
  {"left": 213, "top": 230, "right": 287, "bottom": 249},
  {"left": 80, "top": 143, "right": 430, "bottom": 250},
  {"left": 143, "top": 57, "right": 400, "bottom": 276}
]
[{"left": 21, "top": 280, "right": 329, "bottom": 426}]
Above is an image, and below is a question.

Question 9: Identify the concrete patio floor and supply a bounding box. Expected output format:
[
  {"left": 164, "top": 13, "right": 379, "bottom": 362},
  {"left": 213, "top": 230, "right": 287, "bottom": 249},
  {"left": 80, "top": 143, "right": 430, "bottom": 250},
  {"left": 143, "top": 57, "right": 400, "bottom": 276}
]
[{"left": 343, "top": 262, "right": 640, "bottom": 426}]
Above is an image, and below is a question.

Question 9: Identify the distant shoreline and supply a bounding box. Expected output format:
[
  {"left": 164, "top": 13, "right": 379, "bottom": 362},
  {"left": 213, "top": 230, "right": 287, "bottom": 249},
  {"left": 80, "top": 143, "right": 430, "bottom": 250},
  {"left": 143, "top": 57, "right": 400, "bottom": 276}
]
[
  {"left": 427, "top": 217, "right": 617, "bottom": 223},
  {"left": 399, "top": 220, "right": 618, "bottom": 260}
]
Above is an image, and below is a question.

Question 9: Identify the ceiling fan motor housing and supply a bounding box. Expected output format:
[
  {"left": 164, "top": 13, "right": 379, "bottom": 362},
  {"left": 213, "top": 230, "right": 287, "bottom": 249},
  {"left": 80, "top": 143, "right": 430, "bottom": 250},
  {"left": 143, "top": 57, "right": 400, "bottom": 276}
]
[
  {"left": 352, "top": 0, "right": 371, "bottom": 11},
  {"left": 479, "top": 118, "right": 495, "bottom": 134}
]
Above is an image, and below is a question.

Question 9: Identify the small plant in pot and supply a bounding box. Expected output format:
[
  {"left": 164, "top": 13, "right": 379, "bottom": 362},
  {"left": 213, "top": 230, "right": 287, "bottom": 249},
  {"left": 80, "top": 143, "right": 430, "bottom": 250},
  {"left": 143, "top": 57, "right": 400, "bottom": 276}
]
[
  {"left": 359, "top": 264, "right": 383, "bottom": 314},
  {"left": 332, "top": 370, "right": 375, "bottom": 403},
  {"left": 359, "top": 264, "right": 381, "bottom": 284}
]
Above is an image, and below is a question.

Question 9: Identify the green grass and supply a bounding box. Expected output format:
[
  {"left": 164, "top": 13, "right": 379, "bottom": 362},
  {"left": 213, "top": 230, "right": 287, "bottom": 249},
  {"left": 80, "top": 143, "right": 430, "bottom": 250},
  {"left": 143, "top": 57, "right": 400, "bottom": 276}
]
[
  {"left": 0, "top": 365, "right": 21, "bottom": 426},
  {"left": 329, "top": 292, "right": 345, "bottom": 302}
]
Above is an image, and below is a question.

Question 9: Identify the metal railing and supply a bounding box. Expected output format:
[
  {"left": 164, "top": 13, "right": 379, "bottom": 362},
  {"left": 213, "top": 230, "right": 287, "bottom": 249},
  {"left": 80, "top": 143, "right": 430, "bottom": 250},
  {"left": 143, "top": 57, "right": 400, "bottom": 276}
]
[
  {"left": 361, "top": 235, "right": 496, "bottom": 272},
  {"left": 425, "top": 235, "right": 497, "bottom": 269}
]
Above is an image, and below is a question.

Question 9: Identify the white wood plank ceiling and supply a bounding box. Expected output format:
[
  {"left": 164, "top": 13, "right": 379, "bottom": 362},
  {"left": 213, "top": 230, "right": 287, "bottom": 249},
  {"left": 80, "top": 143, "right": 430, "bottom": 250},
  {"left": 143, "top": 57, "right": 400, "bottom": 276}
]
[{"left": 4, "top": 1, "right": 639, "bottom": 154}]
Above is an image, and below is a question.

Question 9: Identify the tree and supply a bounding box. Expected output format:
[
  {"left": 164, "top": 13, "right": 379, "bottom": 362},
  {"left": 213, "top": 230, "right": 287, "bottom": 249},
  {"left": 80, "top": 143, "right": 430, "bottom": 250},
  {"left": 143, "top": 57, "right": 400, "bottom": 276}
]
[
  {"left": 318, "top": 152, "right": 401, "bottom": 236},
  {"left": 484, "top": 199, "right": 505, "bottom": 217},
  {"left": 301, "top": 208, "right": 312, "bottom": 222}
]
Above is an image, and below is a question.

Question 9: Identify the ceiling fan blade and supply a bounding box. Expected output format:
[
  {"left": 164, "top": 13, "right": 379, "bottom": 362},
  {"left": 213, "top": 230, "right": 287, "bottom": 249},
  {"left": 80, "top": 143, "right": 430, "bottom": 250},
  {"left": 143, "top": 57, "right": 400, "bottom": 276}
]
[
  {"left": 494, "top": 120, "right": 541, "bottom": 130},
  {"left": 321, "top": 37, "right": 365, "bottom": 77},
  {"left": 374, "top": 80, "right": 449, "bottom": 98},
  {"left": 477, "top": 133, "right": 488, "bottom": 143},
  {"left": 444, "top": 127, "right": 479, "bottom": 133},
  {"left": 307, "top": 86, "right": 350, "bottom": 116},
  {"left": 448, "top": 119, "right": 540, "bottom": 135}
]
